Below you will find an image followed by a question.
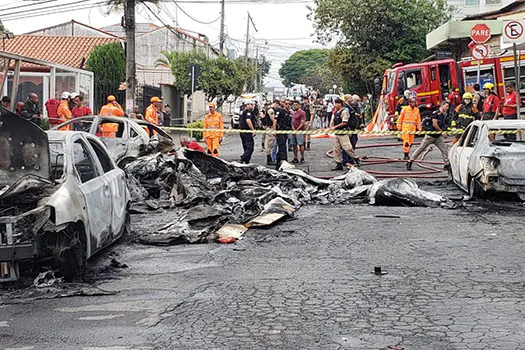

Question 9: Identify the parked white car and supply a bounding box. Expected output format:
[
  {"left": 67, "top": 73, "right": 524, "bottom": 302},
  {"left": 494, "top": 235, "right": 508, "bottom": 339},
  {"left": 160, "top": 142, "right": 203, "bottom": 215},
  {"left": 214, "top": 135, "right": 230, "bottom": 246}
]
[
  {"left": 0, "top": 109, "right": 130, "bottom": 282},
  {"left": 54, "top": 116, "right": 174, "bottom": 166},
  {"left": 449, "top": 120, "right": 525, "bottom": 199}
]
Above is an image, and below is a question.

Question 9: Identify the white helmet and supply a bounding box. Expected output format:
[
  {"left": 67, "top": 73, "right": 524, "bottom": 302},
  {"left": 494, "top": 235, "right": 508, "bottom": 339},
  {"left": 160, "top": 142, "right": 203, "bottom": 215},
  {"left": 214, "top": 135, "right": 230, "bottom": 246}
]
[
  {"left": 61, "top": 91, "right": 70, "bottom": 99},
  {"left": 404, "top": 90, "right": 410, "bottom": 99},
  {"left": 352, "top": 94, "right": 360, "bottom": 101}
]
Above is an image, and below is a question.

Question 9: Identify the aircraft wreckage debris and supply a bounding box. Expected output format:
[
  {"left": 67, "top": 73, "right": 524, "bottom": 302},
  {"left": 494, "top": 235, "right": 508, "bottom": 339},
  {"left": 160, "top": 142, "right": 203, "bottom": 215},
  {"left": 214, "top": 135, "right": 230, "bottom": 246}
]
[{"left": 124, "top": 150, "right": 450, "bottom": 245}]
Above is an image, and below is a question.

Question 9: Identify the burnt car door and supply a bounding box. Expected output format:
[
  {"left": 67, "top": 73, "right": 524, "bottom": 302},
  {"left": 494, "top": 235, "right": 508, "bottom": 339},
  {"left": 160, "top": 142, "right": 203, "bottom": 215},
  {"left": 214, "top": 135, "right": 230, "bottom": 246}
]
[
  {"left": 85, "top": 136, "right": 128, "bottom": 241},
  {"left": 71, "top": 136, "right": 113, "bottom": 254},
  {"left": 459, "top": 125, "right": 480, "bottom": 188},
  {"left": 95, "top": 118, "right": 129, "bottom": 164}
]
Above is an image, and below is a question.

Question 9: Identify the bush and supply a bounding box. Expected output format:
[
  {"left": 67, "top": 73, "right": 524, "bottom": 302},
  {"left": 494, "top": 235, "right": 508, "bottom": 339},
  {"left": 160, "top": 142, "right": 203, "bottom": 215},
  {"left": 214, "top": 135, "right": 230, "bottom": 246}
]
[{"left": 186, "top": 120, "right": 204, "bottom": 141}]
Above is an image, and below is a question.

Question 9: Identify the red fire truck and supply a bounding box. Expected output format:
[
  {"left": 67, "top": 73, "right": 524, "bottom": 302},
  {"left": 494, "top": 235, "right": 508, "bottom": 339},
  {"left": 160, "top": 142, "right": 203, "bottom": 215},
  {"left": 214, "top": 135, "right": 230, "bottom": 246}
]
[{"left": 376, "top": 54, "right": 525, "bottom": 130}]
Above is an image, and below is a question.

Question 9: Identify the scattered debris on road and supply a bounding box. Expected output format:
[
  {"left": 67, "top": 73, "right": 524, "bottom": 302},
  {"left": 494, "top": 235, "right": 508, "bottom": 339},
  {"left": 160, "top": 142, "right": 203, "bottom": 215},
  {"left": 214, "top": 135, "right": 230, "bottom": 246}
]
[{"left": 125, "top": 149, "right": 449, "bottom": 245}]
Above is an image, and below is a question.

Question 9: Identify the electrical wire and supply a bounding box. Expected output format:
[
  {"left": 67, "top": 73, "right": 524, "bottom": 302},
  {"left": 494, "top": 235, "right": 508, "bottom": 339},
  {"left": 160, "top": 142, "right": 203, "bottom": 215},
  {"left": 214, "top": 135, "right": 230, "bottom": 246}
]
[
  {"left": 141, "top": 1, "right": 209, "bottom": 48},
  {"left": 0, "top": 0, "right": 95, "bottom": 17},
  {"left": 2, "top": 1, "right": 105, "bottom": 21},
  {"left": 171, "top": 0, "right": 221, "bottom": 25},
  {"left": 0, "top": 0, "right": 58, "bottom": 13}
]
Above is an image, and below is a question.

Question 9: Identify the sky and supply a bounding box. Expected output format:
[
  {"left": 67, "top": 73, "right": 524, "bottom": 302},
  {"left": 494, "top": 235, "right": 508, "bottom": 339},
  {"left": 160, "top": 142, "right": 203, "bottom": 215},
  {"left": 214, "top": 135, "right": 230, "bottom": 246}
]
[{"left": 1, "top": 0, "right": 329, "bottom": 87}]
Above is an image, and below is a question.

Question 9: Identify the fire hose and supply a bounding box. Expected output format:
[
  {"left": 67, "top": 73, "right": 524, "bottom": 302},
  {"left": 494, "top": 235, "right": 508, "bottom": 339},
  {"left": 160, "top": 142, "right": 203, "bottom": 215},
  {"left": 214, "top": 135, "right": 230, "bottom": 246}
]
[{"left": 324, "top": 140, "right": 451, "bottom": 179}]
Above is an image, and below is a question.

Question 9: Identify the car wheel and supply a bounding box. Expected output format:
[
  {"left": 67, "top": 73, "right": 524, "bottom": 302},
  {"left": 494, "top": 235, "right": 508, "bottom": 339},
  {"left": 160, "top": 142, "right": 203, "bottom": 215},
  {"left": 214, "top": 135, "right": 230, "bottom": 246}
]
[
  {"left": 468, "top": 177, "right": 486, "bottom": 199},
  {"left": 517, "top": 193, "right": 525, "bottom": 201},
  {"left": 57, "top": 225, "right": 87, "bottom": 282}
]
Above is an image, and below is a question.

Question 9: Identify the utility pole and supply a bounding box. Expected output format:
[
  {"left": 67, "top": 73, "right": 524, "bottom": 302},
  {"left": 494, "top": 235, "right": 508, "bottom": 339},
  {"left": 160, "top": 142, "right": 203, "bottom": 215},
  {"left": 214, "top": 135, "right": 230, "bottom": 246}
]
[
  {"left": 219, "top": 0, "right": 225, "bottom": 56},
  {"left": 124, "top": 0, "right": 136, "bottom": 112},
  {"left": 254, "top": 45, "right": 259, "bottom": 91},
  {"left": 244, "top": 12, "right": 257, "bottom": 60}
]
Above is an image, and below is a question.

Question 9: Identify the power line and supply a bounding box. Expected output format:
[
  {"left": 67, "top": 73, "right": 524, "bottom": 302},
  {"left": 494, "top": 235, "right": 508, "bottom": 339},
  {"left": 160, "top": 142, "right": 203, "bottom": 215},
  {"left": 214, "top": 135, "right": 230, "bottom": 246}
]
[
  {"left": 0, "top": 0, "right": 95, "bottom": 17},
  {"left": 170, "top": 0, "right": 221, "bottom": 25},
  {"left": 2, "top": 1, "right": 104, "bottom": 21},
  {"left": 141, "top": 1, "right": 209, "bottom": 48},
  {"left": 0, "top": 0, "right": 57, "bottom": 13}
]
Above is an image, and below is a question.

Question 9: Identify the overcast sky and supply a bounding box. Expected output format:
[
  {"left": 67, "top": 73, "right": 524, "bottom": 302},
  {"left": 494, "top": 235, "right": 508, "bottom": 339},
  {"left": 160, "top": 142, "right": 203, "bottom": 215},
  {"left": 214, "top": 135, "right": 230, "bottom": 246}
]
[{"left": 2, "top": 0, "right": 329, "bottom": 87}]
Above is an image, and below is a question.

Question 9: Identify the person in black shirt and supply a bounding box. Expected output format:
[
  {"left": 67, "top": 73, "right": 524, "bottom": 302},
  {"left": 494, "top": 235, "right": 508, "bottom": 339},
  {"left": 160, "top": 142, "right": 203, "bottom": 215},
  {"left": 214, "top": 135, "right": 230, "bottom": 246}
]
[
  {"left": 406, "top": 101, "right": 450, "bottom": 170},
  {"left": 301, "top": 95, "right": 312, "bottom": 150},
  {"left": 274, "top": 100, "right": 292, "bottom": 169},
  {"left": 20, "top": 93, "right": 42, "bottom": 127},
  {"left": 238, "top": 101, "right": 256, "bottom": 163}
]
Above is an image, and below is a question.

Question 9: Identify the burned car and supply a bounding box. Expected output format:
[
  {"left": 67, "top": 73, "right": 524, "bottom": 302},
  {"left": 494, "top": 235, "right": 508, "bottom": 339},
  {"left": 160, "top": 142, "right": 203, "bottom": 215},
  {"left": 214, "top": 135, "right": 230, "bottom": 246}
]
[
  {"left": 54, "top": 116, "right": 174, "bottom": 167},
  {"left": 449, "top": 120, "right": 525, "bottom": 199},
  {"left": 0, "top": 109, "right": 130, "bottom": 282}
]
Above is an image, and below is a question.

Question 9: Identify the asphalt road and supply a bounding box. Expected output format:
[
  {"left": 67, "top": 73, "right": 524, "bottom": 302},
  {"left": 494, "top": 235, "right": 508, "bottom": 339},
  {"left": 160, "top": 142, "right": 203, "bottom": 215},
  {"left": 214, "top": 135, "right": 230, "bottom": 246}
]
[{"left": 1, "top": 133, "right": 524, "bottom": 349}]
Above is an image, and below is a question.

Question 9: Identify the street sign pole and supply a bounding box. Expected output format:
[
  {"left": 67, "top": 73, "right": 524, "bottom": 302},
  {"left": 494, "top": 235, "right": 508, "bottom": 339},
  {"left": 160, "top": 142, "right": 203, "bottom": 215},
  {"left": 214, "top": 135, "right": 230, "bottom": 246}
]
[{"left": 515, "top": 43, "right": 521, "bottom": 117}]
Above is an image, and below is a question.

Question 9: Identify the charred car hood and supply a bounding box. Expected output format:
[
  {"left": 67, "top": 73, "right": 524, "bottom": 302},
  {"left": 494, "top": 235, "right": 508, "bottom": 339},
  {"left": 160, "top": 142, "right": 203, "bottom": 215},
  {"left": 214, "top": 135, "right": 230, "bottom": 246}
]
[{"left": 0, "top": 107, "right": 50, "bottom": 186}]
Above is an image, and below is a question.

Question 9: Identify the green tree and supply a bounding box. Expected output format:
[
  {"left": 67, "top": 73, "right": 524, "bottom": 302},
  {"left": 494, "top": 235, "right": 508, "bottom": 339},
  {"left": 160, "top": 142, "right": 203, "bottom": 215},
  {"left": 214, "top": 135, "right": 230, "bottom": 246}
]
[
  {"left": 0, "top": 20, "right": 5, "bottom": 34},
  {"left": 86, "top": 42, "right": 126, "bottom": 86},
  {"left": 278, "top": 49, "right": 330, "bottom": 87},
  {"left": 157, "top": 51, "right": 260, "bottom": 103},
  {"left": 310, "top": 0, "right": 452, "bottom": 94},
  {"left": 156, "top": 50, "right": 209, "bottom": 96},
  {"left": 86, "top": 42, "right": 126, "bottom": 110}
]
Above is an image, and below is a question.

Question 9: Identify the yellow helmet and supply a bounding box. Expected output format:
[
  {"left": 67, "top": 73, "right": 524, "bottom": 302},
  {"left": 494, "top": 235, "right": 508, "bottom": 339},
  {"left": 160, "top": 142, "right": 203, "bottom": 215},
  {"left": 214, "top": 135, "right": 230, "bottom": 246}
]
[
  {"left": 462, "top": 92, "right": 473, "bottom": 99},
  {"left": 483, "top": 82, "right": 494, "bottom": 90}
]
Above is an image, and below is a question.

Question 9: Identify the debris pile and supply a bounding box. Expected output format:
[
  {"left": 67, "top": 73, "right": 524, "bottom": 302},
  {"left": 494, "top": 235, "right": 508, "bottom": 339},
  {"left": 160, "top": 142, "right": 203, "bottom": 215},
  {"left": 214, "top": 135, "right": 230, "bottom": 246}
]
[{"left": 125, "top": 150, "right": 445, "bottom": 245}]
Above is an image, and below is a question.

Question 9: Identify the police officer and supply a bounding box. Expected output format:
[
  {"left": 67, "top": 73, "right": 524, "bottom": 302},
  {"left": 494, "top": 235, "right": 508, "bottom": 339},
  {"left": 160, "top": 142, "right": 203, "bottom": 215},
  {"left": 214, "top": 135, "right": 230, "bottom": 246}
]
[
  {"left": 274, "top": 100, "right": 292, "bottom": 170},
  {"left": 452, "top": 92, "right": 479, "bottom": 143},
  {"left": 331, "top": 98, "right": 360, "bottom": 171},
  {"left": 238, "top": 101, "right": 256, "bottom": 164}
]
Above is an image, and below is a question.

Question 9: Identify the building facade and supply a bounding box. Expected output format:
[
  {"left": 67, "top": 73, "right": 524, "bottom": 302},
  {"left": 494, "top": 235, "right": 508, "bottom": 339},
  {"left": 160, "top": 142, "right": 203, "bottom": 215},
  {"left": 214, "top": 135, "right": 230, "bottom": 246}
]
[{"left": 448, "top": 0, "right": 514, "bottom": 19}]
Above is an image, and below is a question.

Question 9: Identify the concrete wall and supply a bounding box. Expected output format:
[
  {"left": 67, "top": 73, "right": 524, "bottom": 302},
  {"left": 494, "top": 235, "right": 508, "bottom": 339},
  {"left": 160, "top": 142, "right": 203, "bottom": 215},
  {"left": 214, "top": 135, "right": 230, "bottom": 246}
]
[{"left": 29, "top": 22, "right": 115, "bottom": 38}]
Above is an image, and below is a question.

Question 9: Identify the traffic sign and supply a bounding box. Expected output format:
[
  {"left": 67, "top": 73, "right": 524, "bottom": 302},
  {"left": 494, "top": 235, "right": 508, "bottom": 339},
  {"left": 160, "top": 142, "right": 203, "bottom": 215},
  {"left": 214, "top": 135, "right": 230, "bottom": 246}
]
[
  {"left": 503, "top": 20, "right": 525, "bottom": 43},
  {"left": 470, "top": 23, "right": 491, "bottom": 44},
  {"left": 470, "top": 44, "right": 490, "bottom": 60}
]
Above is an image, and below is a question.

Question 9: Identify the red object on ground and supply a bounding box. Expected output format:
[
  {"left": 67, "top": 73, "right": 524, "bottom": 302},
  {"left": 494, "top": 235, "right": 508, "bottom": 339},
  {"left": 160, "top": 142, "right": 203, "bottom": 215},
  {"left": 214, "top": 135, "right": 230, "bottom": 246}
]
[
  {"left": 188, "top": 141, "right": 204, "bottom": 152},
  {"left": 217, "top": 237, "right": 236, "bottom": 244}
]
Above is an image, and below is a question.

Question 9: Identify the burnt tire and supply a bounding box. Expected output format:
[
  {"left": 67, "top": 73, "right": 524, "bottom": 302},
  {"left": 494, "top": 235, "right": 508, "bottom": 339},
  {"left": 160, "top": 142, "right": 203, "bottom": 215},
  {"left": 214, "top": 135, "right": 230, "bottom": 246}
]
[
  {"left": 58, "top": 228, "right": 87, "bottom": 282},
  {"left": 468, "top": 177, "right": 486, "bottom": 199},
  {"left": 517, "top": 193, "right": 525, "bottom": 201}
]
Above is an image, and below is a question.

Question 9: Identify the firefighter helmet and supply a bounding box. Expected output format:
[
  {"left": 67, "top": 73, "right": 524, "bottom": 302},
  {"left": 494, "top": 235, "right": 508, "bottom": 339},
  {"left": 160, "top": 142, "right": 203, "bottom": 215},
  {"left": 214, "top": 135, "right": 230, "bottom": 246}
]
[
  {"left": 483, "top": 82, "right": 494, "bottom": 90},
  {"left": 462, "top": 92, "right": 473, "bottom": 100}
]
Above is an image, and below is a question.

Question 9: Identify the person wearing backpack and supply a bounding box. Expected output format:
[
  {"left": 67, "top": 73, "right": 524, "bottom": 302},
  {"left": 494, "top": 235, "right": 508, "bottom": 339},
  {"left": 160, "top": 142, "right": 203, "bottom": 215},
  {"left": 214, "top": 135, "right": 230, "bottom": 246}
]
[{"left": 406, "top": 101, "right": 450, "bottom": 171}]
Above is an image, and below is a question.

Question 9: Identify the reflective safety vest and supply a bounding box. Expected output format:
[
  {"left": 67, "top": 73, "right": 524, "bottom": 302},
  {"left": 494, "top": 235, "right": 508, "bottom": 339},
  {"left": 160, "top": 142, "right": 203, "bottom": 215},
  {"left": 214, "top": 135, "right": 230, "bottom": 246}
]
[
  {"left": 397, "top": 105, "right": 421, "bottom": 132},
  {"left": 453, "top": 103, "right": 478, "bottom": 129},
  {"left": 203, "top": 111, "right": 224, "bottom": 139}
]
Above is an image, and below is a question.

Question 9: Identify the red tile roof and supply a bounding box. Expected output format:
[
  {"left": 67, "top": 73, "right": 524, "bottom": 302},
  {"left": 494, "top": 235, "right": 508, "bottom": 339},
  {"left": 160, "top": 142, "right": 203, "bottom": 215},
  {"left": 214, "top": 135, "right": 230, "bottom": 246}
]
[{"left": 2, "top": 35, "right": 120, "bottom": 69}]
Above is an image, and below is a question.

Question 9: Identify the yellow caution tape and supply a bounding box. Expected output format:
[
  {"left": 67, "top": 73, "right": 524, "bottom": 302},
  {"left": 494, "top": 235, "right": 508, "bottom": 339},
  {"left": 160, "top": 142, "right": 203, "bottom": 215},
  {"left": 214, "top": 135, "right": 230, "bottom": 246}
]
[{"left": 163, "top": 126, "right": 524, "bottom": 136}]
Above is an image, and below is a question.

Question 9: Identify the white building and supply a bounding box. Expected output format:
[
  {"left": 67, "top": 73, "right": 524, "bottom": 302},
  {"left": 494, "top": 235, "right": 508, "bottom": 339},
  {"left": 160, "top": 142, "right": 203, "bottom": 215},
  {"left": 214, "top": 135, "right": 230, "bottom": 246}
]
[{"left": 448, "top": 0, "right": 515, "bottom": 19}]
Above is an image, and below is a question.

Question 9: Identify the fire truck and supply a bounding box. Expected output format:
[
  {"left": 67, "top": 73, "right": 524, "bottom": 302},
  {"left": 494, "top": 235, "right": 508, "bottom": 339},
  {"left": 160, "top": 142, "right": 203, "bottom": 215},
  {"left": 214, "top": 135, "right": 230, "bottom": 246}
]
[{"left": 374, "top": 54, "right": 525, "bottom": 130}]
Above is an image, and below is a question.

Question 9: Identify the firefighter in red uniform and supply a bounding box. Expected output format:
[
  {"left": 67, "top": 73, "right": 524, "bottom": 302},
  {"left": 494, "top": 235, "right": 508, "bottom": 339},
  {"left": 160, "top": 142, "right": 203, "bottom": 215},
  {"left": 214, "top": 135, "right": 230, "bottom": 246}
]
[{"left": 482, "top": 82, "right": 501, "bottom": 120}]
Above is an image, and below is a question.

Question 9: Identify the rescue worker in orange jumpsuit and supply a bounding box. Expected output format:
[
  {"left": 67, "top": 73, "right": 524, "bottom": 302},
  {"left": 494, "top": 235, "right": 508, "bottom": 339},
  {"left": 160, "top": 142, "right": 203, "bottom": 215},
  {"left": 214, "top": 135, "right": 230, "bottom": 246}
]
[
  {"left": 397, "top": 94, "right": 421, "bottom": 160},
  {"left": 145, "top": 96, "right": 162, "bottom": 125},
  {"left": 203, "top": 102, "right": 224, "bottom": 157},
  {"left": 57, "top": 91, "right": 72, "bottom": 130},
  {"left": 99, "top": 95, "right": 125, "bottom": 137}
]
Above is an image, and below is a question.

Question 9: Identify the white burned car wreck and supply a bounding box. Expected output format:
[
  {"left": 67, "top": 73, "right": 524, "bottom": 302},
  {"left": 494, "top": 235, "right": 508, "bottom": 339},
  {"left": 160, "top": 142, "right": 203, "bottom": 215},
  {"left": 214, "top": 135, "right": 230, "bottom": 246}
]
[
  {"left": 54, "top": 116, "right": 174, "bottom": 167},
  {"left": 0, "top": 109, "right": 130, "bottom": 282},
  {"left": 449, "top": 120, "right": 525, "bottom": 199}
]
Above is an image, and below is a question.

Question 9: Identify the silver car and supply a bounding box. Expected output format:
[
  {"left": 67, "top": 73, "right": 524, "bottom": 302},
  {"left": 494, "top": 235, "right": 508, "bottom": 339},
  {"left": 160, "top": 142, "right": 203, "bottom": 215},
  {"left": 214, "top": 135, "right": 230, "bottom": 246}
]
[
  {"left": 0, "top": 110, "right": 130, "bottom": 282},
  {"left": 449, "top": 120, "right": 525, "bottom": 199},
  {"left": 54, "top": 116, "right": 174, "bottom": 167}
]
